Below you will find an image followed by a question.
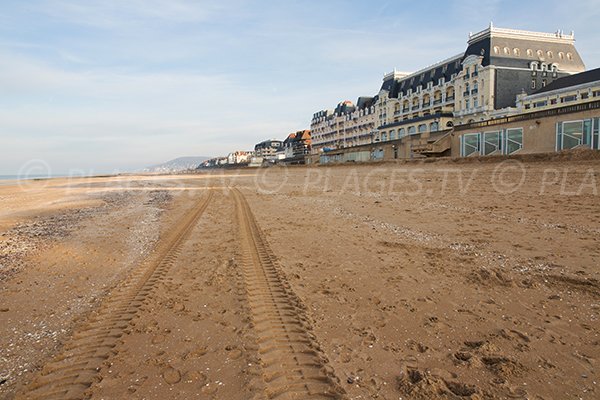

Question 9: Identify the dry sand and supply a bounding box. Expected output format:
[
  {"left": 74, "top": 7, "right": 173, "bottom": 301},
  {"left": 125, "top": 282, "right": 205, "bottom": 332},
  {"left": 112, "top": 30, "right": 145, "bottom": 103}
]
[{"left": 0, "top": 159, "right": 599, "bottom": 399}]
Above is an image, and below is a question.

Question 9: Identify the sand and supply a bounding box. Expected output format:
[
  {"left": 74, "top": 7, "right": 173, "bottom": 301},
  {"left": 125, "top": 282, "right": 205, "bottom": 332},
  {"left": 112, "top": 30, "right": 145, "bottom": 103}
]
[{"left": 0, "top": 159, "right": 599, "bottom": 399}]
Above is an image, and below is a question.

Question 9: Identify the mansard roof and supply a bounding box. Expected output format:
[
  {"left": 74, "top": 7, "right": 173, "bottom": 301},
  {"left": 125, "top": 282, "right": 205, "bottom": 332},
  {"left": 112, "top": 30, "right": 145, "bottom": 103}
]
[
  {"left": 465, "top": 26, "right": 585, "bottom": 72},
  {"left": 356, "top": 96, "right": 375, "bottom": 110},
  {"left": 381, "top": 55, "right": 463, "bottom": 99}
]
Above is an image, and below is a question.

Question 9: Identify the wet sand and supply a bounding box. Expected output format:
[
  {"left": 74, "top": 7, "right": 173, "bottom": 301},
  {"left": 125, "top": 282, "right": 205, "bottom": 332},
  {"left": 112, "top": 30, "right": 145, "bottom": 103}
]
[{"left": 0, "top": 159, "right": 599, "bottom": 399}]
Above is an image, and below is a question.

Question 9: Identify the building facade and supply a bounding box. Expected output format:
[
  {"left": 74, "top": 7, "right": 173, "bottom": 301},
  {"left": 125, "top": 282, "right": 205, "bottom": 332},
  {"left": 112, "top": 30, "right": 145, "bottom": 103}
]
[
  {"left": 454, "top": 25, "right": 585, "bottom": 124},
  {"left": 254, "top": 139, "right": 283, "bottom": 161},
  {"left": 309, "top": 25, "right": 587, "bottom": 162},
  {"left": 283, "top": 130, "right": 312, "bottom": 163},
  {"left": 310, "top": 98, "right": 377, "bottom": 153},
  {"left": 453, "top": 67, "right": 600, "bottom": 157}
]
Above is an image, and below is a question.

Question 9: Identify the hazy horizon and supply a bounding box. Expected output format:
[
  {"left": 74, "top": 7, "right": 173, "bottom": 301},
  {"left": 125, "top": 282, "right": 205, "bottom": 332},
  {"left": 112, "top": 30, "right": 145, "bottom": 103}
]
[{"left": 2, "top": 0, "right": 599, "bottom": 175}]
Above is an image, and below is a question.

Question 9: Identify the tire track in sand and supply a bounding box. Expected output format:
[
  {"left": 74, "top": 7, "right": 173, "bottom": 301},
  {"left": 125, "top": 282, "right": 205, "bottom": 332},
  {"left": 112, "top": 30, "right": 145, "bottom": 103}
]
[
  {"left": 232, "top": 188, "right": 345, "bottom": 400},
  {"left": 16, "top": 190, "right": 214, "bottom": 400}
]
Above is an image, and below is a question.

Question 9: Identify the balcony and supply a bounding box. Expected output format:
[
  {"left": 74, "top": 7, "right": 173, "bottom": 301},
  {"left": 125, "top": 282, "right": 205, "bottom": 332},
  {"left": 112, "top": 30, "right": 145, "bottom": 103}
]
[
  {"left": 446, "top": 95, "right": 455, "bottom": 102},
  {"left": 402, "top": 107, "right": 410, "bottom": 113},
  {"left": 463, "top": 91, "right": 470, "bottom": 96},
  {"left": 471, "top": 89, "right": 478, "bottom": 95},
  {"left": 412, "top": 105, "right": 420, "bottom": 111},
  {"left": 422, "top": 101, "right": 431, "bottom": 108},
  {"left": 433, "top": 99, "right": 442, "bottom": 105}
]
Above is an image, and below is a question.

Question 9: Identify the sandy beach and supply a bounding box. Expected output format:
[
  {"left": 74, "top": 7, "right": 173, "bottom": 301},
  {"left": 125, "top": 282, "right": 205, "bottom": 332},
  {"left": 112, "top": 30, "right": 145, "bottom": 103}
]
[{"left": 1, "top": 159, "right": 599, "bottom": 400}]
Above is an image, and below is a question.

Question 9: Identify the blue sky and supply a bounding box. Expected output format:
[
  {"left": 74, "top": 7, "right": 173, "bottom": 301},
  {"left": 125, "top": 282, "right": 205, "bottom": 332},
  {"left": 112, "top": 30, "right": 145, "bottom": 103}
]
[{"left": 1, "top": 0, "right": 599, "bottom": 174}]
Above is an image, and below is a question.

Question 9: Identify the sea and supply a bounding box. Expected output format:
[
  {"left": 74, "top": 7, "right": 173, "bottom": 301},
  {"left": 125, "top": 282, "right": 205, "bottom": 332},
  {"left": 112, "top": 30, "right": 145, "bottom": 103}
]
[{"left": 0, "top": 174, "right": 65, "bottom": 181}]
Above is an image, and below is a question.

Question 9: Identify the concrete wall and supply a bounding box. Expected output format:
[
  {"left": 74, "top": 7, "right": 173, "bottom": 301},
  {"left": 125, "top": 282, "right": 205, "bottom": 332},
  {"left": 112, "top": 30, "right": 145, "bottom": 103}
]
[{"left": 452, "top": 107, "right": 600, "bottom": 156}]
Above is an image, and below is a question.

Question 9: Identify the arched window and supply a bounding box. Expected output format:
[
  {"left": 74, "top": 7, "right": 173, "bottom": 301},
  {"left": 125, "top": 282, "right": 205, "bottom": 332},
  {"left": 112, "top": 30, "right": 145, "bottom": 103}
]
[
  {"left": 408, "top": 126, "right": 416, "bottom": 135},
  {"left": 418, "top": 124, "right": 427, "bottom": 133},
  {"left": 430, "top": 122, "right": 439, "bottom": 132},
  {"left": 398, "top": 128, "right": 406, "bottom": 137},
  {"left": 389, "top": 130, "right": 396, "bottom": 140}
]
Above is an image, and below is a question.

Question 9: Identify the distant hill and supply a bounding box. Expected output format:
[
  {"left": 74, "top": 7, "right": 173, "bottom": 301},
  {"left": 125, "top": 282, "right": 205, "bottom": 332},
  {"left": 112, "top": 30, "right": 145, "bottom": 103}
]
[{"left": 142, "top": 156, "right": 211, "bottom": 173}]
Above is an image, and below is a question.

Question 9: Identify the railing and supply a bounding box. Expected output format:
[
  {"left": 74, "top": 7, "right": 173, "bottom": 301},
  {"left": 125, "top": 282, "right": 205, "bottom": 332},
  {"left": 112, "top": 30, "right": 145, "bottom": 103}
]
[
  {"left": 463, "top": 91, "right": 470, "bottom": 96},
  {"left": 402, "top": 107, "right": 410, "bottom": 112},
  {"left": 455, "top": 100, "right": 600, "bottom": 131},
  {"left": 412, "top": 105, "right": 420, "bottom": 110},
  {"left": 422, "top": 101, "right": 431, "bottom": 107},
  {"left": 446, "top": 95, "right": 455, "bottom": 101},
  {"left": 471, "top": 89, "right": 479, "bottom": 95},
  {"left": 433, "top": 99, "right": 442, "bottom": 105}
]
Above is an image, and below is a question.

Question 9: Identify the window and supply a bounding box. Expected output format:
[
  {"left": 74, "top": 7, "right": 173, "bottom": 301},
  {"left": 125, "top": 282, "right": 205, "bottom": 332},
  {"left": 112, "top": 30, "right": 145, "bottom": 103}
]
[
  {"left": 531, "top": 79, "right": 536, "bottom": 90},
  {"left": 465, "top": 99, "right": 470, "bottom": 110},
  {"left": 505, "top": 128, "right": 523, "bottom": 154},
  {"left": 398, "top": 128, "right": 406, "bottom": 138},
  {"left": 547, "top": 51, "right": 554, "bottom": 59},
  {"left": 514, "top": 48, "right": 521, "bottom": 56},
  {"left": 561, "top": 95, "right": 577, "bottom": 103},
  {"left": 542, "top": 79, "right": 547, "bottom": 87},
  {"left": 559, "top": 52, "right": 565, "bottom": 60},
  {"left": 439, "top": 77, "right": 445, "bottom": 86},
  {"left": 567, "top": 53, "right": 573, "bottom": 60},
  {"left": 381, "top": 132, "right": 388, "bottom": 141},
  {"left": 537, "top": 50, "right": 544, "bottom": 58},
  {"left": 556, "top": 119, "right": 592, "bottom": 150},
  {"left": 408, "top": 126, "right": 416, "bottom": 135},
  {"left": 389, "top": 130, "right": 396, "bottom": 140},
  {"left": 504, "top": 47, "right": 510, "bottom": 55},
  {"left": 483, "top": 131, "right": 502, "bottom": 155},
  {"left": 461, "top": 133, "right": 480, "bottom": 157},
  {"left": 418, "top": 124, "right": 427, "bottom": 133},
  {"left": 594, "top": 118, "right": 600, "bottom": 150},
  {"left": 473, "top": 97, "right": 479, "bottom": 108},
  {"left": 430, "top": 122, "right": 439, "bottom": 132}
]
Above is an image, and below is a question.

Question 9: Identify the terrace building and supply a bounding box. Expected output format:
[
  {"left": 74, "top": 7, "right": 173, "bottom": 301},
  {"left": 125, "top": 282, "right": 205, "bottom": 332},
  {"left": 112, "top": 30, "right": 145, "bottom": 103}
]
[
  {"left": 309, "top": 25, "right": 587, "bottom": 162},
  {"left": 310, "top": 98, "right": 377, "bottom": 153}
]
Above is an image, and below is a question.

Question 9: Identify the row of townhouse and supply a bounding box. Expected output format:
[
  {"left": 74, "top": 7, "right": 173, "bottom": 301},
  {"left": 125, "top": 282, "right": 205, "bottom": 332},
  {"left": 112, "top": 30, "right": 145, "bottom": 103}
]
[
  {"left": 253, "top": 131, "right": 312, "bottom": 165},
  {"left": 309, "top": 24, "right": 599, "bottom": 163},
  {"left": 199, "top": 130, "right": 312, "bottom": 169}
]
